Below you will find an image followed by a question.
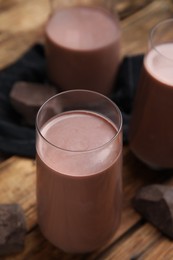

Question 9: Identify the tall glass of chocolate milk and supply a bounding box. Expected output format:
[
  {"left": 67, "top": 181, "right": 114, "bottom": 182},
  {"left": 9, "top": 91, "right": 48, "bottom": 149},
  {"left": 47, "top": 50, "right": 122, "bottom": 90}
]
[
  {"left": 129, "top": 19, "right": 173, "bottom": 169},
  {"left": 36, "top": 90, "right": 122, "bottom": 253},
  {"left": 45, "top": 0, "right": 121, "bottom": 95}
]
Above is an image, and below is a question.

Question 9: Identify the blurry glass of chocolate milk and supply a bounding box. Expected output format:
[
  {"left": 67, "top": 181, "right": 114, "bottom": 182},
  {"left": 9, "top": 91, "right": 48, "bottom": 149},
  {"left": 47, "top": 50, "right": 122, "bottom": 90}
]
[
  {"left": 45, "top": 0, "right": 121, "bottom": 95},
  {"left": 36, "top": 90, "right": 122, "bottom": 253},
  {"left": 129, "top": 19, "right": 173, "bottom": 169}
]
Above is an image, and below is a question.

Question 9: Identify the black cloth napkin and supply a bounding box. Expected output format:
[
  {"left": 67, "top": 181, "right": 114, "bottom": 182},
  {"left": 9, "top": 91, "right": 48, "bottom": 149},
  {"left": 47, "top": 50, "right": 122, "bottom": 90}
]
[{"left": 0, "top": 44, "right": 143, "bottom": 158}]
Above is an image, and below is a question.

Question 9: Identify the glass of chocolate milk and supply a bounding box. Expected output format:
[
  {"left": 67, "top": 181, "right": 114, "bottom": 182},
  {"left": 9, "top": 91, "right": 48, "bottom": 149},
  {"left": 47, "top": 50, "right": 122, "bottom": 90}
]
[
  {"left": 129, "top": 18, "right": 173, "bottom": 169},
  {"left": 45, "top": 0, "right": 121, "bottom": 95},
  {"left": 36, "top": 89, "right": 122, "bottom": 253}
]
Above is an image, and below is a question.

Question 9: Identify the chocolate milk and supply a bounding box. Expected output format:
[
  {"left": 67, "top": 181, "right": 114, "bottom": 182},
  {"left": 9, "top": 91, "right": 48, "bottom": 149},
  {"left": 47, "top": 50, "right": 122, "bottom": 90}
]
[
  {"left": 36, "top": 110, "right": 122, "bottom": 253},
  {"left": 45, "top": 6, "right": 120, "bottom": 95},
  {"left": 129, "top": 43, "right": 173, "bottom": 168}
]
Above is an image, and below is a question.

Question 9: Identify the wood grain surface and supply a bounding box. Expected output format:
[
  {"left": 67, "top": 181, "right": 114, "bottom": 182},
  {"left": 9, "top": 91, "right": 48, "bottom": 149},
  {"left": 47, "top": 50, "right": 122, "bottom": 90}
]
[{"left": 0, "top": 0, "right": 173, "bottom": 259}]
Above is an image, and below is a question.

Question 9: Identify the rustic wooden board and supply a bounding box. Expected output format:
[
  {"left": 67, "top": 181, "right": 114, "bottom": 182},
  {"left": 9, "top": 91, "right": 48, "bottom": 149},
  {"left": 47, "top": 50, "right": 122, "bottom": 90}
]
[
  {"left": 121, "top": 0, "right": 173, "bottom": 56},
  {"left": 0, "top": 156, "right": 36, "bottom": 230},
  {"left": 139, "top": 238, "right": 173, "bottom": 260},
  {"left": 0, "top": 0, "right": 173, "bottom": 259},
  {"left": 0, "top": 0, "right": 50, "bottom": 69}
]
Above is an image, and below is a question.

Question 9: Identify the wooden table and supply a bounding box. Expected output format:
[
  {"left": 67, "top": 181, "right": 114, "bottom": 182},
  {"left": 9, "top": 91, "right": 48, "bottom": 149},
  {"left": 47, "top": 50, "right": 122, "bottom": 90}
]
[{"left": 0, "top": 0, "right": 173, "bottom": 259}]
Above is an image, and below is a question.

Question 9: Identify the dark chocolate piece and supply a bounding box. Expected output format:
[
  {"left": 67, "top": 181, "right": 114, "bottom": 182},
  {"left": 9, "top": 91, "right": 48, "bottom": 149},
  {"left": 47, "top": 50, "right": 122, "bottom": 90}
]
[
  {"left": 133, "top": 184, "right": 173, "bottom": 239},
  {"left": 0, "top": 204, "right": 26, "bottom": 256},
  {"left": 10, "top": 81, "right": 57, "bottom": 126}
]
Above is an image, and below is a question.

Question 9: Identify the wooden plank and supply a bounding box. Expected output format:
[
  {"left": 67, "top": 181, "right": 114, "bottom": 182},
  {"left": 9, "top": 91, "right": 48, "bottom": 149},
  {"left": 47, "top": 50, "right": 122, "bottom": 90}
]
[
  {"left": 121, "top": 0, "right": 173, "bottom": 56},
  {"left": 115, "top": 0, "right": 152, "bottom": 19},
  {"left": 96, "top": 223, "right": 161, "bottom": 260},
  {"left": 0, "top": 156, "right": 36, "bottom": 230},
  {"left": 138, "top": 238, "right": 173, "bottom": 260},
  {"left": 0, "top": 0, "right": 50, "bottom": 69}
]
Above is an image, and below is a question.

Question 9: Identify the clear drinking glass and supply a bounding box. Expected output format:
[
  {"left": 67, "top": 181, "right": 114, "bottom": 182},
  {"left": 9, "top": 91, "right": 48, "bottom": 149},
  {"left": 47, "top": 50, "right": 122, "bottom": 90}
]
[
  {"left": 129, "top": 18, "right": 173, "bottom": 169},
  {"left": 45, "top": 0, "right": 121, "bottom": 95},
  {"left": 36, "top": 89, "right": 122, "bottom": 253}
]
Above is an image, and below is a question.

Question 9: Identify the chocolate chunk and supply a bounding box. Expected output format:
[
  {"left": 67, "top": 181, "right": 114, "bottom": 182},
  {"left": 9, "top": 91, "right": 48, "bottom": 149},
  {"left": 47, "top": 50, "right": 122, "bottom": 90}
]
[
  {"left": 133, "top": 184, "right": 173, "bottom": 239},
  {"left": 0, "top": 204, "right": 26, "bottom": 256},
  {"left": 10, "top": 81, "right": 57, "bottom": 126}
]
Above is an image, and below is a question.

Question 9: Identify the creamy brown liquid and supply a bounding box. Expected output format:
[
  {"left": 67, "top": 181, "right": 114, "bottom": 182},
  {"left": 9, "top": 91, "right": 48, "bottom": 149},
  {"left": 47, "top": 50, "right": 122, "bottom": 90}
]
[
  {"left": 129, "top": 43, "right": 173, "bottom": 168},
  {"left": 45, "top": 6, "right": 120, "bottom": 95},
  {"left": 36, "top": 110, "right": 122, "bottom": 253}
]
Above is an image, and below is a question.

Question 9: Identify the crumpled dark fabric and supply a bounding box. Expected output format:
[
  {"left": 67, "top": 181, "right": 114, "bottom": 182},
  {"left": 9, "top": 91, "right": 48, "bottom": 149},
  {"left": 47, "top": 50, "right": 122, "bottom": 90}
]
[
  {"left": 111, "top": 54, "right": 144, "bottom": 143},
  {"left": 0, "top": 44, "right": 143, "bottom": 158}
]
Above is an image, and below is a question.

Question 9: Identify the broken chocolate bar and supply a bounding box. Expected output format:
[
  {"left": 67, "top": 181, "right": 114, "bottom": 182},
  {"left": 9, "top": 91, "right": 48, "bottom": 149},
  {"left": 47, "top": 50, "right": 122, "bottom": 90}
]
[
  {"left": 10, "top": 81, "right": 57, "bottom": 126},
  {"left": 133, "top": 184, "right": 173, "bottom": 239},
  {"left": 0, "top": 204, "right": 26, "bottom": 256}
]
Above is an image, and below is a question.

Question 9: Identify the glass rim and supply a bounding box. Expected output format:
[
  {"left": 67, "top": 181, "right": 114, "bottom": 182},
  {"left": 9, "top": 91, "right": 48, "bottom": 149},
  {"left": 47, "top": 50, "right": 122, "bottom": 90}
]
[
  {"left": 36, "top": 89, "right": 122, "bottom": 153},
  {"left": 149, "top": 18, "right": 173, "bottom": 62}
]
